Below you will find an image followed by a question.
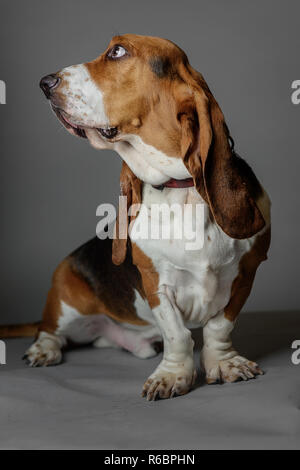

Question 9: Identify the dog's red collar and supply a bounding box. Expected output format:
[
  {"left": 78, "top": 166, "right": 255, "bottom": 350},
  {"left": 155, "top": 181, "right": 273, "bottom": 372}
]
[{"left": 152, "top": 177, "right": 194, "bottom": 190}]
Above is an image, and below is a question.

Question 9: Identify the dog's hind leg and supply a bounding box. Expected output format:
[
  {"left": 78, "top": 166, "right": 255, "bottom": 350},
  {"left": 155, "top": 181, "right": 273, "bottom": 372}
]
[
  {"left": 23, "top": 273, "right": 67, "bottom": 367},
  {"left": 93, "top": 321, "right": 162, "bottom": 359},
  {"left": 23, "top": 253, "right": 162, "bottom": 366}
]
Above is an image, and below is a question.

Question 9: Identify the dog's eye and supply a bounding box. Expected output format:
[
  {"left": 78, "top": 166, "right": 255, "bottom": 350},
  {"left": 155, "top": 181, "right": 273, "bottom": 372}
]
[{"left": 107, "top": 45, "right": 128, "bottom": 60}]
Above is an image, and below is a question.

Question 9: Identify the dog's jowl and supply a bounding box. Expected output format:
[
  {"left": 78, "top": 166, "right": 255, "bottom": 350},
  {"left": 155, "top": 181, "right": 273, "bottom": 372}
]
[{"left": 0, "top": 35, "right": 271, "bottom": 400}]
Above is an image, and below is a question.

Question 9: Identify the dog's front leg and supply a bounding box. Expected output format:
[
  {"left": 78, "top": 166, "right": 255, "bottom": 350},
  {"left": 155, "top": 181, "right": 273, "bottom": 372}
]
[
  {"left": 142, "top": 286, "right": 196, "bottom": 400},
  {"left": 201, "top": 310, "right": 263, "bottom": 384}
]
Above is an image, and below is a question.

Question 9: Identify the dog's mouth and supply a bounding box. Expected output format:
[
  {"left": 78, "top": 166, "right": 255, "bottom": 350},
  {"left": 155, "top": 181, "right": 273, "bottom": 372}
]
[
  {"left": 51, "top": 106, "right": 119, "bottom": 142},
  {"left": 52, "top": 106, "right": 87, "bottom": 138}
]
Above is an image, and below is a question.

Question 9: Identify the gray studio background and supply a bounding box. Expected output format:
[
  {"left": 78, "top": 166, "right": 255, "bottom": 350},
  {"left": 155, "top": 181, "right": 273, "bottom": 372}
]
[{"left": 0, "top": 0, "right": 299, "bottom": 324}]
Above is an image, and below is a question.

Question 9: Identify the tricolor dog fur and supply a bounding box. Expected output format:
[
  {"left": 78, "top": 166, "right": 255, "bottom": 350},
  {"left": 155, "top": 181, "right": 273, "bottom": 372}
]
[{"left": 1, "top": 35, "right": 271, "bottom": 400}]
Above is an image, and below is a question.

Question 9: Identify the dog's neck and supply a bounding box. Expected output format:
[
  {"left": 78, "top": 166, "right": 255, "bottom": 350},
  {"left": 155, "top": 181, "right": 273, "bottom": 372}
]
[{"left": 113, "top": 135, "right": 191, "bottom": 186}]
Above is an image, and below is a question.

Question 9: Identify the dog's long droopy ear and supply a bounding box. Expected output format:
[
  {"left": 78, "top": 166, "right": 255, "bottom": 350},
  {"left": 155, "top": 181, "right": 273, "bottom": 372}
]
[
  {"left": 179, "top": 65, "right": 265, "bottom": 239},
  {"left": 112, "top": 162, "right": 143, "bottom": 265}
]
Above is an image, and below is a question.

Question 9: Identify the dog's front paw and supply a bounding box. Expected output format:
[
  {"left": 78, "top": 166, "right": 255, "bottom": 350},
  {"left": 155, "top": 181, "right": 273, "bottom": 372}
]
[
  {"left": 142, "top": 359, "right": 196, "bottom": 400},
  {"left": 203, "top": 353, "right": 263, "bottom": 384}
]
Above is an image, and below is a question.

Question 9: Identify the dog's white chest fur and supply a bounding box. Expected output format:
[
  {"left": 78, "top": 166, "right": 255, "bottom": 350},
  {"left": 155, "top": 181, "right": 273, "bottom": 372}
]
[{"left": 131, "top": 184, "right": 254, "bottom": 327}]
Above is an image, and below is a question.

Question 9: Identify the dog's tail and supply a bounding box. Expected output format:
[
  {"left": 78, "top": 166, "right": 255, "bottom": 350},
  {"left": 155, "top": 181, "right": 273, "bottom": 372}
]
[{"left": 0, "top": 322, "right": 40, "bottom": 338}]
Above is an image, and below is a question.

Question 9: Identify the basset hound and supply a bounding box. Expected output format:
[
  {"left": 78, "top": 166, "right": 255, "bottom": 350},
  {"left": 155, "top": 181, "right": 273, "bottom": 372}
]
[{"left": 2, "top": 34, "right": 271, "bottom": 400}]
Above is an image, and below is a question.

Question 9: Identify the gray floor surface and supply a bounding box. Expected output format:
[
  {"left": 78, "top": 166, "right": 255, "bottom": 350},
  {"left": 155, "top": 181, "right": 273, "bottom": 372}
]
[{"left": 0, "top": 311, "right": 299, "bottom": 450}]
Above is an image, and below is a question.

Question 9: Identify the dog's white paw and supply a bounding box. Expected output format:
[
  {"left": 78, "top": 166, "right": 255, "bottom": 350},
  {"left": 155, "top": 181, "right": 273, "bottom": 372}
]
[
  {"left": 204, "top": 354, "right": 263, "bottom": 384},
  {"left": 23, "top": 333, "right": 64, "bottom": 367},
  {"left": 142, "top": 359, "right": 196, "bottom": 400}
]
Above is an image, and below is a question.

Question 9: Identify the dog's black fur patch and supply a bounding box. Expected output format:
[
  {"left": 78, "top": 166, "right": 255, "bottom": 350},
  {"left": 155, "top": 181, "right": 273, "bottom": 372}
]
[
  {"left": 149, "top": 56, "right": 173, "bottom": 78},
  {"left": 69, "top": 236, "right": 143, "bottom": 313}
]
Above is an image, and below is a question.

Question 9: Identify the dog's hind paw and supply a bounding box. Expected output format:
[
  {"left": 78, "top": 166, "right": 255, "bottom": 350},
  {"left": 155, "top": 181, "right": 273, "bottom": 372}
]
[{"left": 23, "top": 332, "right": 64, "bottom": 367}]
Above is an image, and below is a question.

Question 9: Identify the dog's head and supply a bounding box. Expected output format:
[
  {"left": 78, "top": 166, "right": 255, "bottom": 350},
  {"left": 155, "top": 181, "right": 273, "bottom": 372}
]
[{"left": 40, "top": 34, "right": 265, "bottom": 262}]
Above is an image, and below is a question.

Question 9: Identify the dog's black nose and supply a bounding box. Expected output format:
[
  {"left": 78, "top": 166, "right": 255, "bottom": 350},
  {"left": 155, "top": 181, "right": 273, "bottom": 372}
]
[{"left": 39, "top": 74, "right": 60, "bottom": 99}]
